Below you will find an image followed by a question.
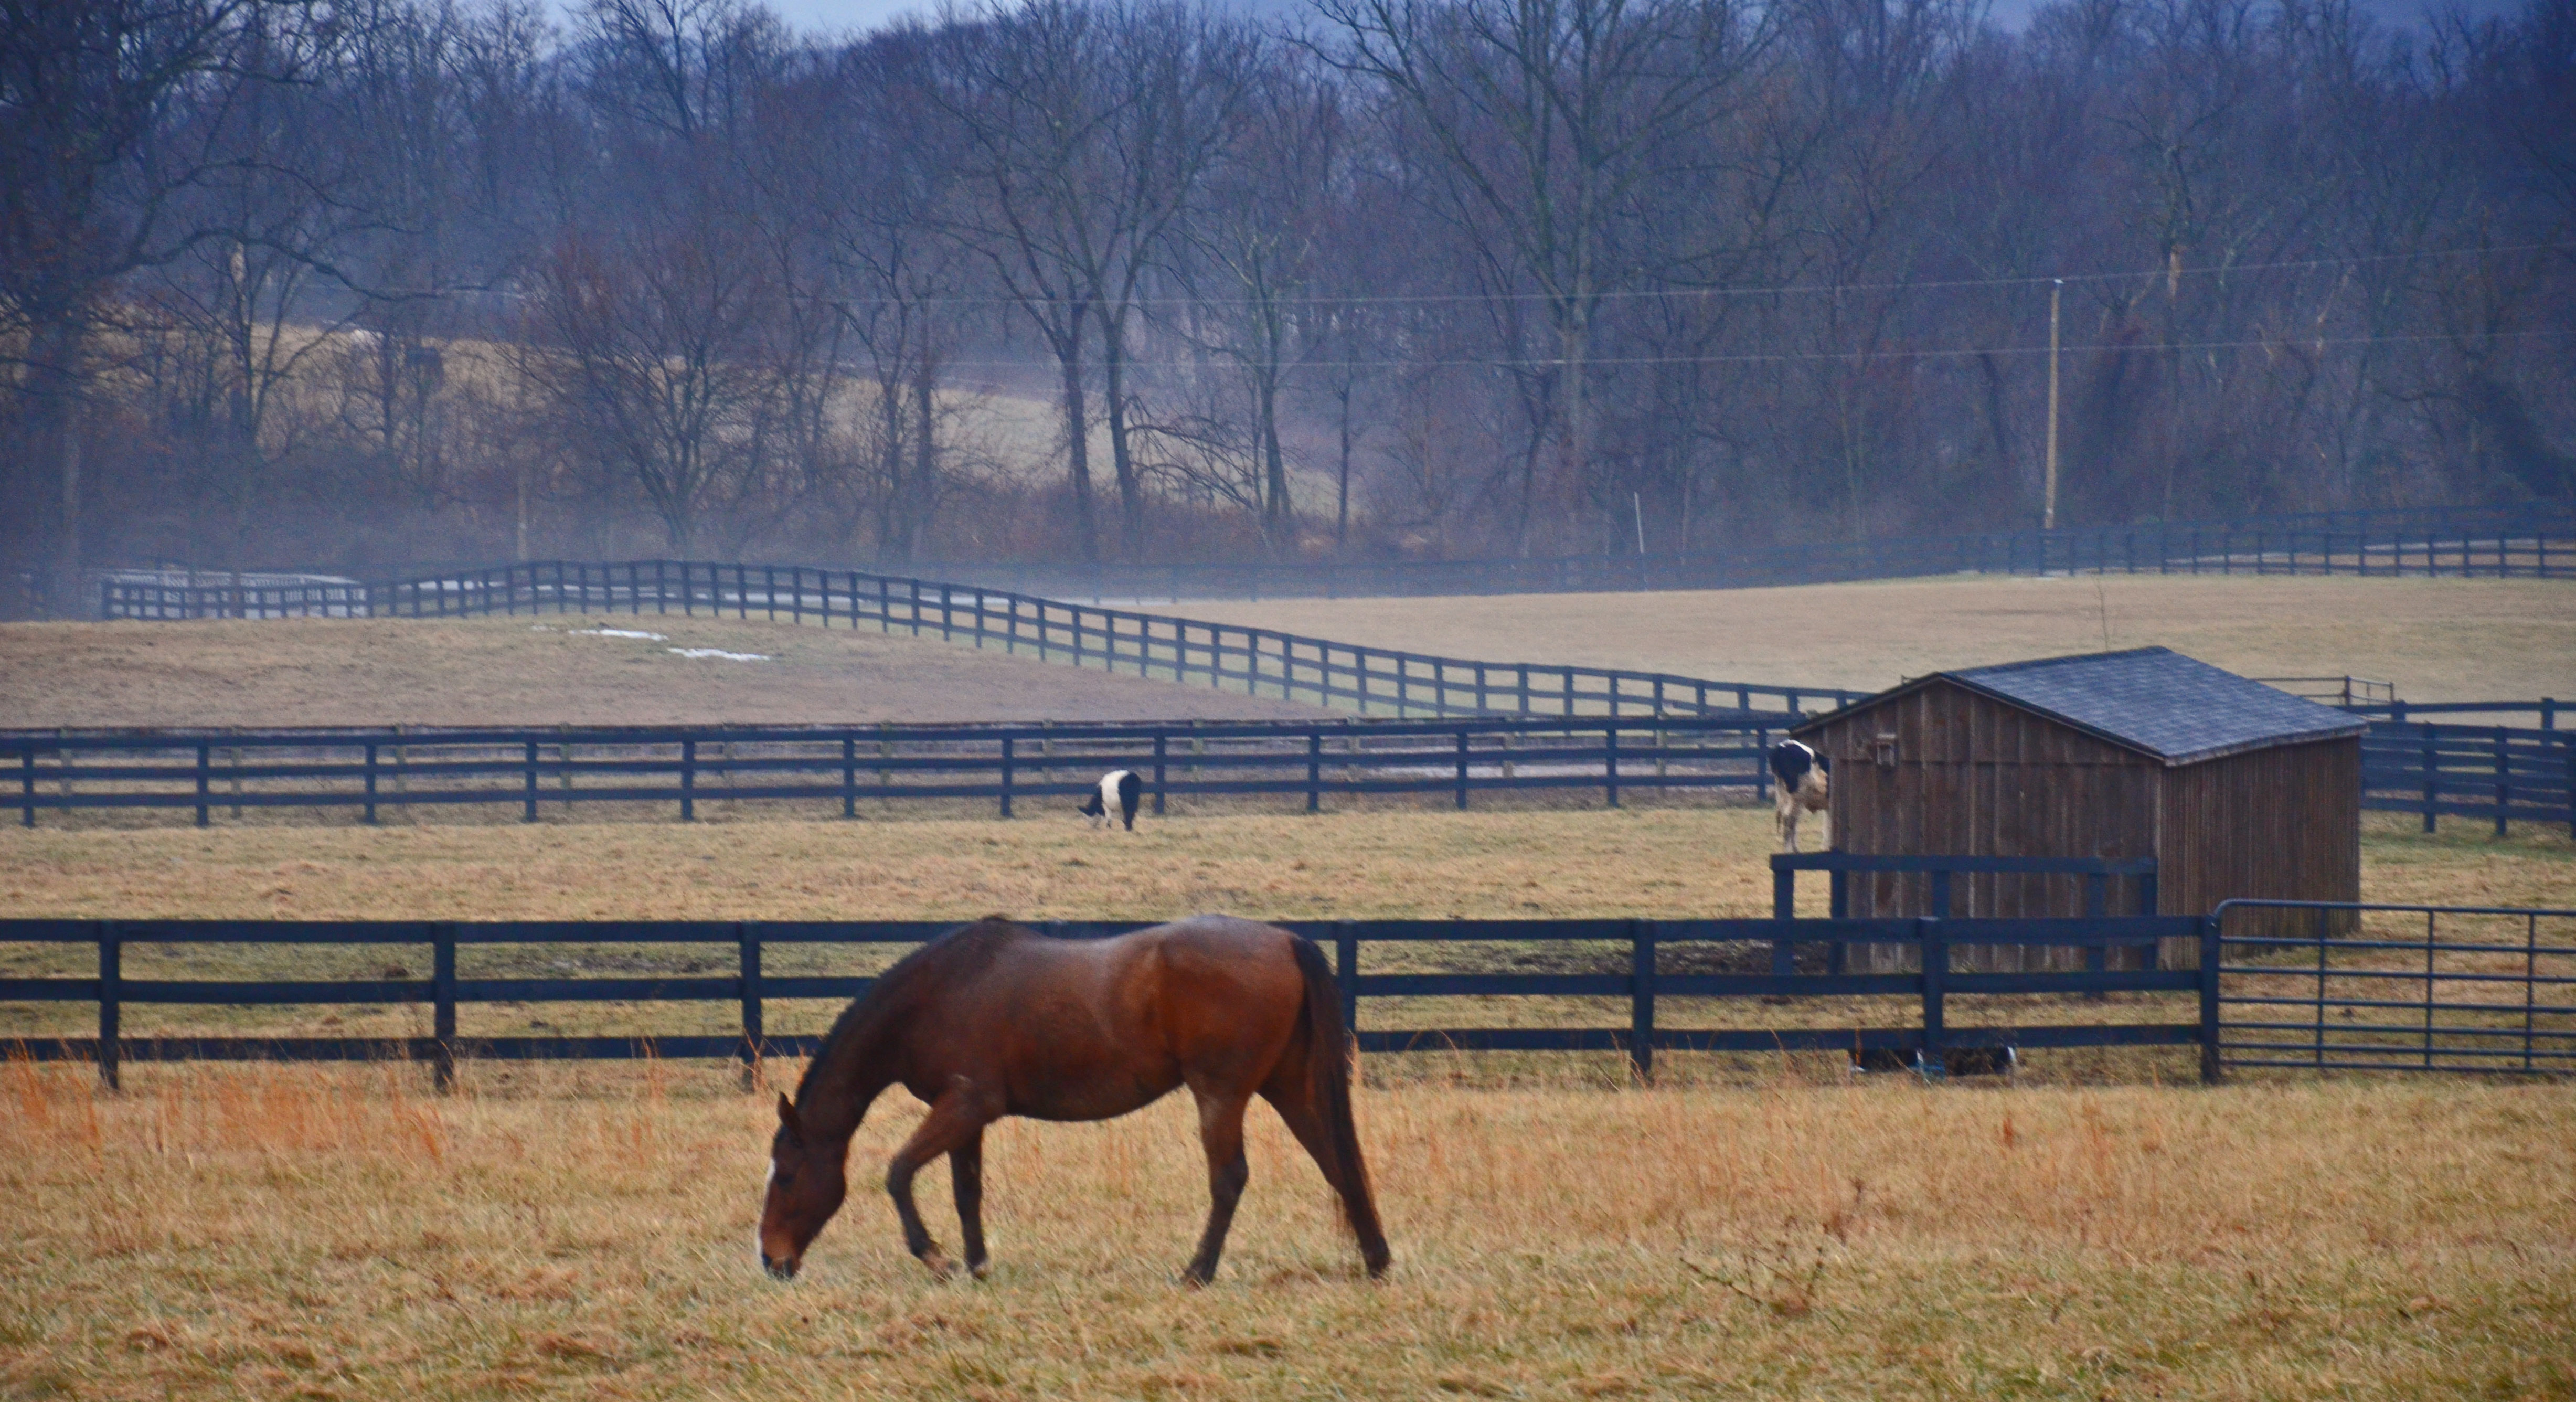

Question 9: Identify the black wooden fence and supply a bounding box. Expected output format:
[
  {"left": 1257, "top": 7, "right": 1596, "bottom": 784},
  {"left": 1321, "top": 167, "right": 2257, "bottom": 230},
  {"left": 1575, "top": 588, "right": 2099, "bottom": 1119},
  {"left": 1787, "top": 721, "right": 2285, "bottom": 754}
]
[
  {"left": 3, "top": 716, "right": 1794, "bottom": 828},
  {"left": 0, "top": 915, "right": 2208, "bottom": 1090},
  {"left": 96, "top": 559, "right": 1862, "bottom": 721},
  {"left": 914, "top": 502, "right": 2576, "bottom": 602},
  {"left": 2210, "top": 900, "right": 2576, "bottom": 1075},
  {"left": 2362, "top": 721, "right": 2576, "bottom": 837},
  {"left": 15, "top": 904, "right": 2568, "bottom": 1086}
]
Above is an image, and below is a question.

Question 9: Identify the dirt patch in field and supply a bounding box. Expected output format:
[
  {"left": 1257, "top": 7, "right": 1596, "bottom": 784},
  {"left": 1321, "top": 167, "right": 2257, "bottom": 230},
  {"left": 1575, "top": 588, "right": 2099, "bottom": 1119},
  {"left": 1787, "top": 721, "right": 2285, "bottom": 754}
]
[
  {"left": 1168, "top": 575, "right": 2576, "bottom": 702},
  {"left": 0, "top": 615, "right": 1333, "bottom": 727}
]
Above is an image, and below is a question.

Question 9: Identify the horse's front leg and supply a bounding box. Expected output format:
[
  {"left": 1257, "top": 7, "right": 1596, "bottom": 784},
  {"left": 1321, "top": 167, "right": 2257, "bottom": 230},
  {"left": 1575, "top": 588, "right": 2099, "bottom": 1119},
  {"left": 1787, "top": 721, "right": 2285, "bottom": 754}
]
[
  {"left": 1182, "top": 1088, "right": 1251, "bottom": 1287},
  {"left": 885, "top": 1083, "right": 993, "bottom": 1280},
  {"left": 949, "top": 1129, "right": 988, "bottom": 1280}
]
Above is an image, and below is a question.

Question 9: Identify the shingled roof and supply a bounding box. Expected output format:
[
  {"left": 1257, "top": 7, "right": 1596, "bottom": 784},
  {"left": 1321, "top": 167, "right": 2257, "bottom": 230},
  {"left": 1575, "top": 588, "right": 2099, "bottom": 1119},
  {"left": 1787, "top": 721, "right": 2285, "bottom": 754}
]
[{"left": 1799, "top": 646, "right": 2368, "bottom": 766}]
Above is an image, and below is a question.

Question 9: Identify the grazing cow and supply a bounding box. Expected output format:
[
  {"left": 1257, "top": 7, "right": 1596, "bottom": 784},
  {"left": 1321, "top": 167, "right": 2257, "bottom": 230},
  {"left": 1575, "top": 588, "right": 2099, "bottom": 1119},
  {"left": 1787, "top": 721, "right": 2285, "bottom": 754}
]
[
  {"left": 1079, "top": 770, "right": 1143, "bottom": 831},
  {"left": 1770, "top": 740, "right": 1830, "bottom": 851}
]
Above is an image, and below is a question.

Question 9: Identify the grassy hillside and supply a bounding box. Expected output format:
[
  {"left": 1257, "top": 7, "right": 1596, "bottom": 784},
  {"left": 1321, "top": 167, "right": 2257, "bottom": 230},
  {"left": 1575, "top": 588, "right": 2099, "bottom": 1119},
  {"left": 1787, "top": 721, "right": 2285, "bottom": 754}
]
[{"left": 1168, "top": 574, "right": 2576, "bottom": 703}]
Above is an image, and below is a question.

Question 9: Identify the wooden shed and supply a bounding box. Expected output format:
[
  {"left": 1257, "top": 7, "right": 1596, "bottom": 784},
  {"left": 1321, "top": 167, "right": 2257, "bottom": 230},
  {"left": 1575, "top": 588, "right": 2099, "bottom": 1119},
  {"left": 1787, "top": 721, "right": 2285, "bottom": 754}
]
[{"left": 1791, "top": 647, "right": 2365, "bottom": 962}]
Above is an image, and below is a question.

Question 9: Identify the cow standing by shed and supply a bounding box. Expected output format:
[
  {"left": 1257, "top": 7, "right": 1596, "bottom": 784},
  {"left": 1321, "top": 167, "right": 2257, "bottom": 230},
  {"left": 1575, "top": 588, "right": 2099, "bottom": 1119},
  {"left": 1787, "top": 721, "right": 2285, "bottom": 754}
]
[{"left": 1771, "top": 740, "right": 1830, "bottom": 851}]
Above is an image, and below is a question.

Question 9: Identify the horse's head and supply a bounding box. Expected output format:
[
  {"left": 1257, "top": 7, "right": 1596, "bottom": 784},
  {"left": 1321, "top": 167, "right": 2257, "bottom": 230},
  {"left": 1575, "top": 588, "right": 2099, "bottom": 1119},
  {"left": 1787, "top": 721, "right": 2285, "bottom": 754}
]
[{"left": 758, "top": 1093, "right": 846, "bottom": 1282}]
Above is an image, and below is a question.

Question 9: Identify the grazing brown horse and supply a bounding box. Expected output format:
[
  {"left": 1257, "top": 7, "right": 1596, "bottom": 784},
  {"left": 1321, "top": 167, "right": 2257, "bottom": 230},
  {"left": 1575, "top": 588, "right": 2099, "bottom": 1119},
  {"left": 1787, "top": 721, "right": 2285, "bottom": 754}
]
[{"left": 757, "top": 915, "right": 1390, "bottom": 1286}]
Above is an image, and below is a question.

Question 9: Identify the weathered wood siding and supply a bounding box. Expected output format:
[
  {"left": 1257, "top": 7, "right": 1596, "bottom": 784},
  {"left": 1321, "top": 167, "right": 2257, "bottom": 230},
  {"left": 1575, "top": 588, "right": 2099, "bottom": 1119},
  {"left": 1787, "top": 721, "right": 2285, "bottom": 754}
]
[
  {"left": 1806, "top": 678, "right": 2362, "bottom": 970},
  {"left": 2155, "top": 737, "right": 2361, "bottom": 938}
]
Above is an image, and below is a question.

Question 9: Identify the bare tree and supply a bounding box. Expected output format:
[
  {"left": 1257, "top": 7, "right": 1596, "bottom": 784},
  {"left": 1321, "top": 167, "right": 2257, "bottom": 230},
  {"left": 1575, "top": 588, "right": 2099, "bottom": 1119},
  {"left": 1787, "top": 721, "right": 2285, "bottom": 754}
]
[
  {"left": 933, "top": 0, "right": 1254, "bottom": 561},
  {"left": 1319, "top": 0, "right": 1774, "bottom": 552}
]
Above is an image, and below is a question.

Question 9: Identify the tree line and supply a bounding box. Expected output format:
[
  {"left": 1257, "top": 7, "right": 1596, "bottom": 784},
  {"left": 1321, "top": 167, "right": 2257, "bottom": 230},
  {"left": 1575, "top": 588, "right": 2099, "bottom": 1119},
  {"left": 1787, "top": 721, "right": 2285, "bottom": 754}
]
[{"left": 3, "top": 0, "right": 2570, "bottom": 613}]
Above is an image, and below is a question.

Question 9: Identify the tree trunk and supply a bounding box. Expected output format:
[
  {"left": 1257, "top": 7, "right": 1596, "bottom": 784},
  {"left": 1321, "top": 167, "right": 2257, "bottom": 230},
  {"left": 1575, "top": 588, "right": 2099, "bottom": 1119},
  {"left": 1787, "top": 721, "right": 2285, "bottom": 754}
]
[
  {"left": 31, "top": 314, "right": 89, "bottom": 618},
  {"left": 1101, "top": 327, "right": 1143, "bottom": 560},
  {"left": 910, "top": 369, "right": 938, "bottom": 559},
  {"left": 1056, "top": 346, "right": 1099, "bottom": 563},
  {"left": 1335, "top": 379, "right": 1354, "bottom": 553},
  {"left": 1260, "top": 376, "right": 1290, "bottom": 550}
]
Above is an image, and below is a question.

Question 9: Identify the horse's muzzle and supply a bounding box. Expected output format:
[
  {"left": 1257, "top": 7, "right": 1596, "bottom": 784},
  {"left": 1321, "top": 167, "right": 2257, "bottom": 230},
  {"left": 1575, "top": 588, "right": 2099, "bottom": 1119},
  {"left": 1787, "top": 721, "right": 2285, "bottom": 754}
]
[{"left": 762, "top": 1254, "right": 800, "bottom": 1282}]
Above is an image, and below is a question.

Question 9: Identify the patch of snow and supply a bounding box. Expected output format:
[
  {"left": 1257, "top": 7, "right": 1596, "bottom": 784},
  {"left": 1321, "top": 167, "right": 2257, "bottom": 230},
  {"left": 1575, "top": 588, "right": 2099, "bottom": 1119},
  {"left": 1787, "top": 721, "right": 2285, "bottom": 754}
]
[
  {"left": 572, "top": 628, "right": 668, "bottom": 641},
  {"left": 667, "top": 647, "right": 770, "bottom": 662}
]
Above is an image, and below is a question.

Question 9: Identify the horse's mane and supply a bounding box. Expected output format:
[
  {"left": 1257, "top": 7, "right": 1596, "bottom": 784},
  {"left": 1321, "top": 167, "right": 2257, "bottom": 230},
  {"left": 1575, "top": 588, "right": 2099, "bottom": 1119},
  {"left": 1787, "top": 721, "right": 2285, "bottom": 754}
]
[{"left": 794, "top": 916, "right": 1023, "bottom": 1103}]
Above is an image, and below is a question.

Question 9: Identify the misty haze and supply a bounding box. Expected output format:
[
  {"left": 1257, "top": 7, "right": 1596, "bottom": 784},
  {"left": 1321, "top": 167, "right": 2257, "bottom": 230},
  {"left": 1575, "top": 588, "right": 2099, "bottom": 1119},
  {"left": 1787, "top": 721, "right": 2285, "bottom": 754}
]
[{"left": 3, "top": 0, "right": 2570, "bottom": 612}]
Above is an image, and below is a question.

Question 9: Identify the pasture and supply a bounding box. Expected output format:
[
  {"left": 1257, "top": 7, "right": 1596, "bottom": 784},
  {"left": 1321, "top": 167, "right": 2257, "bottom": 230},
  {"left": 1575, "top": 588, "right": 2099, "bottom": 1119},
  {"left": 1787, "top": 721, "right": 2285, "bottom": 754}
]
[
  {"left": 6, "top": 576, "right": 2573, "bottom": 1401},
  {"left": 0, "top": 615, "right": 1330, "bottom": 729},
  {"left": 3, "top": 1060, "right": 2571, "bottom": 1401},
  {"left": 1169, "top": 573, "right": 2576, "bottom": 703}
]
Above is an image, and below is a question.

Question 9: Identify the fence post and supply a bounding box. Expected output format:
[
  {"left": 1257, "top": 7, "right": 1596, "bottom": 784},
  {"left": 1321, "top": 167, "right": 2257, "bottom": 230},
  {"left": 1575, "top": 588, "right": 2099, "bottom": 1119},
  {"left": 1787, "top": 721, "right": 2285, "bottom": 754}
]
[
  {"left": 1307, "top": 729, "right": 1322, "bottom": 813},
  {"left": 195, "top": 742, "right": 210, "bottom": 827},
  {"left": 1335, "top": 920, "right": 1359, "bottom": 1038},
  {"left": 1630, "top": 919, "right": 1657, "bottom": 1085},
  {"left": 2421, "top": 723, "right": 2438, "bottom": 833},
  {"left": 2198, "top": 914, "right": 2223, "bottom": 1084},
  {"left": 523, "top": 739, "right": 539, "bottom": 823},
  {"left": 432, "top": 925, "right": 457, "bottom": 1095},
  {"left": 681, "top": 738, "right": 697, "bottom": 823},
  {"left": 1604, "top": 723, "right": 1620, "bottom": 808},
  {"left": 2495, "top": 726, "right": 2511, "bottom": 837},
  {"left": 2564, "top": 737, "right": 2574, "bottom": 841},
  {"left": 97, "top": 924, "right": 120, "bottom": 1091},
  {"left": 1455, "top": 728, "right": 1470, "bottom": 810},
  {"left": 738, "top": 925, "right": 762, "bottom": 1092},
  {"left": 364, "top": 742, "right": 379, "bottom": 825},
  {"left": 843, "top": 735, "right": 857, "bottom": 820},
  {"left": 999, "top": 736, "right": 1014, "bottom": 819},
  {"left": 1153, "top": 732, "right": 1168, "bottom": 816},
  {"left": 1772, "top": 860, "right": 1795, "bottom": 919},
  {"left": 1919, "top": 918, "right": 1945, "bottom": 1072}
]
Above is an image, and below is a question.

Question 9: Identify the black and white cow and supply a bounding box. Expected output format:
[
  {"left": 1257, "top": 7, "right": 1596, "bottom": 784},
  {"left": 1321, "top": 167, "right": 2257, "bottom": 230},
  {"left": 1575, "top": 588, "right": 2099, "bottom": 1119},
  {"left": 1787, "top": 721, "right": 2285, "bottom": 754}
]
[
  {"left": 1078, "top": 769, "right": 1143, "bottom": 831},
  {"left": 1769, "top": 740, "right": 1829, "bottom": 852}
]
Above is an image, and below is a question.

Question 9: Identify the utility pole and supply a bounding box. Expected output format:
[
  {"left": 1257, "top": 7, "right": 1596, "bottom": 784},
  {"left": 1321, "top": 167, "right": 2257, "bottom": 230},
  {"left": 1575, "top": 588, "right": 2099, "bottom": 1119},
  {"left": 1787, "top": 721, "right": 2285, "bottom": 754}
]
[{"left": 2045, "top": 278, "right": 2063, "bottom": 531}]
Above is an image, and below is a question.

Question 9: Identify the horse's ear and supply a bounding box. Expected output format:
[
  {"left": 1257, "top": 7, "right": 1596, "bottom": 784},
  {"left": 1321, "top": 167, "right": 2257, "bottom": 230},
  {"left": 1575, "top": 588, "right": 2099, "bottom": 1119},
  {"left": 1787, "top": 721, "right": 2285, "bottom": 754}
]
[{"left": 775, "top": 1092, "right": 801, "bottom": 1136}]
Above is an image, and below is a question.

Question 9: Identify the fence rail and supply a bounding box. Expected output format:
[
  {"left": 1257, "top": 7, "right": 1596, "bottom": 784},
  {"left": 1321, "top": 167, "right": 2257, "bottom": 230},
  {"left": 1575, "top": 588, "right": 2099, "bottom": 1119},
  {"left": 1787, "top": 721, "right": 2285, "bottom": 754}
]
[
  {"left": 914, "top": 502, "right": 2576, "bottom": 602},
  {"left": 97, "top": 559, "right": 1862, "bottom": 721},
  {"left": 2, "top": 716, "right": 1804, "bottom": 828},
  {"left": 2211, "top": 900, "right": 2576, "bottom": 1075},
  {"left": 0, "top": 915, "right": 2207, "bottom": 1089}
]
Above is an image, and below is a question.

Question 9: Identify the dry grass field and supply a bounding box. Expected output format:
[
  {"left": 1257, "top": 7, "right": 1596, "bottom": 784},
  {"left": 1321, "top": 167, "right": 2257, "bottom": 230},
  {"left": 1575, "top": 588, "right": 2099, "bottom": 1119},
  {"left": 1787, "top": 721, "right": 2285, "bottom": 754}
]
[
  {"left": 5, "top": 573, "right": 2572, "bottom": 1400},
  {"left": 2, "top": 1059, "right": 2570, "bottom": 1402},
  {"left": 1172, "top": 574, "right": 2576, "bottom": 703},
  {"left": 0, "top": 615, "right": 1331, "bottom": 728}
]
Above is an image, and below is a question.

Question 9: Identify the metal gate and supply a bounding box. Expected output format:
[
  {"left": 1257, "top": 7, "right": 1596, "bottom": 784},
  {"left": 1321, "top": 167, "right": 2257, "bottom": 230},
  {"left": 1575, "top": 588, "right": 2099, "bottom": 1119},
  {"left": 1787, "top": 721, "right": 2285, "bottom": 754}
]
[{"left": 2211, "top": 900, "right": 2576, "bottom": 1075}]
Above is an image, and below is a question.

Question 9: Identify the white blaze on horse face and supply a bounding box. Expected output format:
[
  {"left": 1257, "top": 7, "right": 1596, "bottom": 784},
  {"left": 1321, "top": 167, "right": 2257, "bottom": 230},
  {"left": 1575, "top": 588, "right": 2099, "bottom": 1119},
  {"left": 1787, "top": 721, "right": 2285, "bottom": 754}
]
[{"left": 757, "top": 1161, "right": 773, "bottom": 1268}]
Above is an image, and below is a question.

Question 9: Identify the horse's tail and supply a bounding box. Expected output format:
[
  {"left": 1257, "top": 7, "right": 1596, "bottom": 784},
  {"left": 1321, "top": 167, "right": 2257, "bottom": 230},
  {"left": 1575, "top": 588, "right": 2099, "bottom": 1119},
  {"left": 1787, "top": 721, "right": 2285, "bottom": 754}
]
[{"left": 1291, "top": 935, "right": 1390, "bottom": 1277}]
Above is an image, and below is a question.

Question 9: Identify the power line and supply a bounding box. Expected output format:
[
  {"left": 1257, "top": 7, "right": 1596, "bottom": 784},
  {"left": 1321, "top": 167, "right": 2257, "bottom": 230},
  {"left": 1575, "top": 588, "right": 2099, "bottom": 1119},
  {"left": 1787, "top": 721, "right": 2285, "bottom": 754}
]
[
  {"left": 925, "top": 326, "right": 2561, "bottom": 374},
  {"left": 808, "top": 238, "right": 2576, "bottom": 312}
]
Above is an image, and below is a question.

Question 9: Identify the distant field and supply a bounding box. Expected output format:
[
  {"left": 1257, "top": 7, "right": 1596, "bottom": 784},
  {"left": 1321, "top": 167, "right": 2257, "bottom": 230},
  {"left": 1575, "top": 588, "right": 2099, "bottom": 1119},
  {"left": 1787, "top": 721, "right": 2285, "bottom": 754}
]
[
  {"left": 0, "top": 615, "right": 1330, "bottom": 728},
  {"left": 1169, "top": 574, "right": 2576, "bottom": 703}
]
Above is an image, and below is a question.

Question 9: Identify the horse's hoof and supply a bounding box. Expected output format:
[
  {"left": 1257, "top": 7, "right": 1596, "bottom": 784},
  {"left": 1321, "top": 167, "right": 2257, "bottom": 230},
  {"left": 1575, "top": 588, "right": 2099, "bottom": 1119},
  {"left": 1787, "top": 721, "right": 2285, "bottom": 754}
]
[
  {"left": 919, "top": 1251, "right": 956, "bottom": 1280},
  {"left": 1179, "top": 1267, "right": 1213, "bottom": 1289},
  {"left": 967, "top": 1261, "right": 990, "bottom": 1282}
]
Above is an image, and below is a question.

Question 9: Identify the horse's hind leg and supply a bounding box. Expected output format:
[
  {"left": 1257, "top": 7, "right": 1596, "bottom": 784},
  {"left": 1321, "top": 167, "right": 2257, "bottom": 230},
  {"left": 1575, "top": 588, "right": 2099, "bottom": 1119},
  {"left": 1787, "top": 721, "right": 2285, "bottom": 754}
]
[
  {"left": 1260, "top": 1078, "right": 1390, "bottom": 1274},
  {"left": 949, "top": 1129, "right": 988, "bottom": 1280},
  {"left": 1181, "top": 1088, "right": 1251, "bottom": 1287},
  {"left": 886, "top": 1085, "right": 993, "bottom": 1280}
]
